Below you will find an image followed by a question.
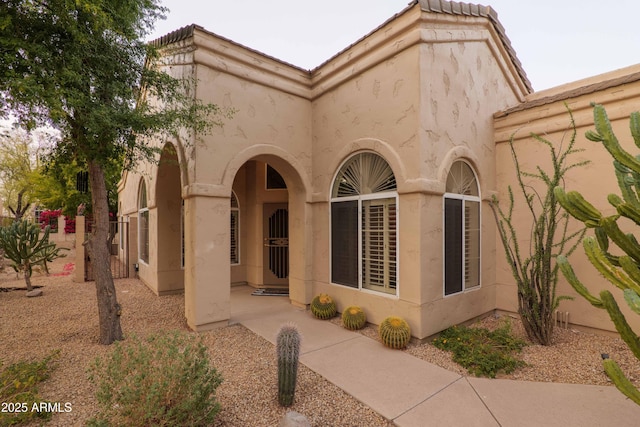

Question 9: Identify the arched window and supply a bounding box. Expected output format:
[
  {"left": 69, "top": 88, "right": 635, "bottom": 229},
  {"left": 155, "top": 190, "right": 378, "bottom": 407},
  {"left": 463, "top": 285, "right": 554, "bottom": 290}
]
[
  {"left": 230, "top": 191, "right": 240, "bottom": 265},
  {"left": 444, "top": 161, "right": 480, "bottom": 296},
  {"left": 138, "top": 180, "right": 149, "bottom": 264},
  {"left": 331, "top": 152, "right": 398, "bottom": 295}
]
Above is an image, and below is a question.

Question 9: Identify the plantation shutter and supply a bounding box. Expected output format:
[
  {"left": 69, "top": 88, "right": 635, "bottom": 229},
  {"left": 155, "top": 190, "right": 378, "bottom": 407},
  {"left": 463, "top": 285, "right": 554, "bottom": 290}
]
[
  {"left": 362, "top": 198, "right": 396, "bottom": 294},
  {"left": 465, "top": 200, "right": 480, "bottom": 289},
  {"left": 331, "top": 152, "right": 397, "bottom": 294}
]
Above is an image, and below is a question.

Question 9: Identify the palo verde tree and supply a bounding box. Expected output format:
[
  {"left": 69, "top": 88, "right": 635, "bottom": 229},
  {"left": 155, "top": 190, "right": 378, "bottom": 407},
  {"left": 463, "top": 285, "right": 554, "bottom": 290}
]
[
  {"left": 1, "top": 1, "right": 227, "bottom": 344},
  {"left": 0, "top": 126, "right": 40, "bottom": 220},
  {"left": 490, "top": 109, "right": 588, "bottom": 345},
  {"left": 556, "top": 104, "right": 640, "bottom": 404}
]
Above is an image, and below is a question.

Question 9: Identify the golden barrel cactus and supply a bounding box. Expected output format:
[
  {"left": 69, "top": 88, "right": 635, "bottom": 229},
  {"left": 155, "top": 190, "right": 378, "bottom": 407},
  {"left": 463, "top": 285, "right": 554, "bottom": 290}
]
[
  {"left": 341, "top": 306, "right": 367, "bottom": 330},
  {"left": 310, "top": 294, "right": 337, "bottom": 320},
  {"left": 379, "top": 316, "right": 411, "bottom": 349}
]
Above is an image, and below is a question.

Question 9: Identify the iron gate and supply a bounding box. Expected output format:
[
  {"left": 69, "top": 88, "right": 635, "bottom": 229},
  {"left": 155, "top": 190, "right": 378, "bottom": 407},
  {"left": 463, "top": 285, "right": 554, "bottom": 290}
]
[{"left": 84, "top": 219, "right": 129, "bottom": 281}]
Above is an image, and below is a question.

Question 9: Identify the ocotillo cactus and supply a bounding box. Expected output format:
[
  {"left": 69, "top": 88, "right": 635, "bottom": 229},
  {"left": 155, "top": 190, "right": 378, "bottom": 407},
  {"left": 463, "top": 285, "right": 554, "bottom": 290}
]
[
  {"left": 556, "top": 104, "right": 640, "bottom": 405},
  {"left": 0, "top": 220, "right": 67, "bottom": 291},
  {"left": 276, "top": 323, "right": 301, "bottom": 407}
]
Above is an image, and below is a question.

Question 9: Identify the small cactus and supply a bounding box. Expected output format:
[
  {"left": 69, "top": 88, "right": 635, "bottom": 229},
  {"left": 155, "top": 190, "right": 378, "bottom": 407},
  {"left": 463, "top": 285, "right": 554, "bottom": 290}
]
[
  {"left": 310, "top": 294, "right": 336, "bottom": 320},
  {"left": 276, "top": 323, "right": 301, "bottom": 407},
  {"left": 341, "top": 306, "right": 367, "bottom": 330},
  {"left": 379, "top": 316, "right": 411, "bottom": 349}
]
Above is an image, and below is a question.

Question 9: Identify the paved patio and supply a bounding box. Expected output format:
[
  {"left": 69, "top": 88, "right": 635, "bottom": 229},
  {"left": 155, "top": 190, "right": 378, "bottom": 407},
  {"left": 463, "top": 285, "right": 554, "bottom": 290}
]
[{"left": 230, "top": 285, "right": 640, "bottom": 426}]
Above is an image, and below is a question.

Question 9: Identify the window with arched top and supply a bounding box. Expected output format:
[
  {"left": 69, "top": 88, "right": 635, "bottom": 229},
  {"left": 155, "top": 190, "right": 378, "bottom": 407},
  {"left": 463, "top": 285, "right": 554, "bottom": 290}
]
[
  {"left": 230, "top": 191, "right": 240, "bottom": 265},
  {"left": 138, "top": 180, "right": 149, "bottom": 264},
  {"left": 444, "top": 161, "right": 480, "bottom": 296},
  {"left": 331, "top": 152, "right": 398, "bottom": 295}
]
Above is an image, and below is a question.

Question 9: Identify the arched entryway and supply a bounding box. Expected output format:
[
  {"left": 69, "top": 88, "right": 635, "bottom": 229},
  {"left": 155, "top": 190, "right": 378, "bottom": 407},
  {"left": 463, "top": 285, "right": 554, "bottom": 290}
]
[
  {"left": 228, "top": 153, "right": 311, "bottom": 305},
  {"left": 155, "top": 142, "right": 184, "bottom": 294},
  {"left": 182, "top": 148, "right": 312, "bottom": 331}
]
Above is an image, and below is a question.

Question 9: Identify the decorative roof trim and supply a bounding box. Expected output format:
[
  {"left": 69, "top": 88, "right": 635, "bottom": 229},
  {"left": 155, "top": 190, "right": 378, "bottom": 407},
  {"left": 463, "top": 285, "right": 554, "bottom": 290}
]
[
  {"left": 148, "top": 1, "right": 532, "bottom": 93},
  {"left": 495, "top": 71, "right": 640, "bottom": 117},
  {"left": 418, "top": 0, "right": 532, "bottom": 92}
]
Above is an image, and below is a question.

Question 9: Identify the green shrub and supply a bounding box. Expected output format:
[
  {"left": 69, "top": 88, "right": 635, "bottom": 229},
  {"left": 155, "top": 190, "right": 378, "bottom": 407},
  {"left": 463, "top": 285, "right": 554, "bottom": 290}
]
[
  {"left": 88, "top": 331, "right": 223, "bottom": 426},
  {"left": 432, "top": 319, "right": 526, "bottom": 378},
  {"left": 0, "top": 352, "right": 58, "bottom": 426}
]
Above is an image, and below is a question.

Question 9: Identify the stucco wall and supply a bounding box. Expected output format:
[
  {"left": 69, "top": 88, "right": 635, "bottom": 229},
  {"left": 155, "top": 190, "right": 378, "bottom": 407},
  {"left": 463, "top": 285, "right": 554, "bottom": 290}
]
[
  {"left": 117, "top": 2, "right": 532, "bottom": 335},
  {"left": 494, "top": 68, "right": 640, "bottom": 333},
  {"left": 308, "top": 10, "right": 527, "bottom": 338}
]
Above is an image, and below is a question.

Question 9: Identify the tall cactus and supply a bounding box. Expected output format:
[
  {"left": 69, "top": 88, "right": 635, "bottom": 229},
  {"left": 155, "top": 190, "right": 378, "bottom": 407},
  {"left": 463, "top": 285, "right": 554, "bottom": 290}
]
[
  {"left": 276, "top": 323, "right": 301, "bottom": 407},
  {"left": 0, "top": 220, "right": 67, "bottom": 291},
  {"left": 490, "top": 106, "right": 588, "bottom": 345},
  {"left": 556, "top": 103, "right": 640, "bottom": 405}
]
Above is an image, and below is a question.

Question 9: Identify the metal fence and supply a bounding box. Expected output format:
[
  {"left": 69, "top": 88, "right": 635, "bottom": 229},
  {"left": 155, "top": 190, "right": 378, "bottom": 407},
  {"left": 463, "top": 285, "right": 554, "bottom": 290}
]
[{"left": 84, "top": 219, "right": 129, "bottom": 281}]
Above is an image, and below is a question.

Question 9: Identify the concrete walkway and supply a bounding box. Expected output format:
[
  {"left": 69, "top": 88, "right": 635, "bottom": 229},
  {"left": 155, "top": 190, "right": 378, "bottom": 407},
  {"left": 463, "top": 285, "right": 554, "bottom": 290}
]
[{"left": 230, "top": 286, "right": 640, "bottom": 426}]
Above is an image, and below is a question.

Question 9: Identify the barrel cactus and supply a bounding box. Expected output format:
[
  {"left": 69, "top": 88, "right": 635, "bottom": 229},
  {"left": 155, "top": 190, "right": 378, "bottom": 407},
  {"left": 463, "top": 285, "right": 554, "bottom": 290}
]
[
  {"left": 341, "top": 305, "right": 367, "bottom": 330},
  {"left": 276, "top": 323, "right": 301, "bottom": 407},
  {"left": 310, "top": 294, "right": 336, "bottom": 320},
  {"left": 379, "top": 316, "right": 411, "bottom": 349}
]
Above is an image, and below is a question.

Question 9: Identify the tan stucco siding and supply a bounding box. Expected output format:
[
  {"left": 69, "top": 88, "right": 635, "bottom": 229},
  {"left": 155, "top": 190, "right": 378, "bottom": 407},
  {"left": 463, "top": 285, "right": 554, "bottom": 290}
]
[{"left": 494, "top": 79, "right": 640, "bottom": 333}]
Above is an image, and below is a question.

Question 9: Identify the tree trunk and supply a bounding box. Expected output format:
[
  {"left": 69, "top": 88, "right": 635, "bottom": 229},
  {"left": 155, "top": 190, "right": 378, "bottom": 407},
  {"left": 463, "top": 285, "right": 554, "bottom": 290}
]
[
  {"left": 88, "top": 159, "right": 123, "bottom": 344},
  {"left": 9, "top": 191, "right": 30, "bottom": 221},
  {"left": 24, "top": 261, "right": 33, "bottom": 292}
]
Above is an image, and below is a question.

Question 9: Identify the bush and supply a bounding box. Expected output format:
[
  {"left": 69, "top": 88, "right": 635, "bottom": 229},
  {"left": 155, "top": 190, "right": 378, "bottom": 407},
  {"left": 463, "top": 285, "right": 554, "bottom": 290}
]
[
  {"left": 39, "top": 209, "right": 62, "bottom": 233},
  {"left": 432, "top": 319, "right": 526, "bottom": 378},
  {"left": 88, "top": 331, "right": 223, "bottom": 426},
  {"left": 0, "top": 352, "right": 58, "bottom": 426}
]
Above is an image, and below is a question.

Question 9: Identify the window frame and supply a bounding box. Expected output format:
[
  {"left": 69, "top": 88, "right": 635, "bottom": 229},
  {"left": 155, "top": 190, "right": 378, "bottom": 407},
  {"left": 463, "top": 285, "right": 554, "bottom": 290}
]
[
  {"left": 329, "top": 152, "right": 399, "bottom": 297},
  {"left": 138, "top": 179, "right": 149, "bottom": 265},
  {"left": 443, "top": 161, "right": 481, "bottom": 297}
]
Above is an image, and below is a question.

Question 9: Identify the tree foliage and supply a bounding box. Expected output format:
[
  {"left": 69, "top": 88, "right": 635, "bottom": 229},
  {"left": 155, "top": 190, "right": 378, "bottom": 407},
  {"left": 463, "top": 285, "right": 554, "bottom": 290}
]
[
  {"left": 1, "top": 0, "right": 228, "bottom": 344},
  {"left": 556, "top": 104, "right": 640, "bottom": 405},
  {"left": 0, "top": 220, "right": 67, "bottom": 291},
  {"left": 0, "top": 126, "right": 41, "bottom": 219},
  {"left": 490, "top": 108, "right": 588, "bottom": 345}
]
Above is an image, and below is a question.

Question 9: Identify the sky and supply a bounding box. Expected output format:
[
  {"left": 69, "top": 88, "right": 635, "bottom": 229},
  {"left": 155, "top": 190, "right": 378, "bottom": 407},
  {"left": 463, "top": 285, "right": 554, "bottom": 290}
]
[{"left": 147, "top": 0, "right": 640, "bottom": 92}]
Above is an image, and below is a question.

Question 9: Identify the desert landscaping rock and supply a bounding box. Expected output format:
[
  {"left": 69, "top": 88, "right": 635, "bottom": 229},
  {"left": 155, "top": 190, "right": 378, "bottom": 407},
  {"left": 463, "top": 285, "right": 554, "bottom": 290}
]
[
  {"left": 2, "top": 249, "right": 640, "bottom": 426},
  {"left": 279, "top": 411, "right": 311, "bottom": 427},
  {"left": 25, "top": 288, "right": 43, "bottom": 297}
]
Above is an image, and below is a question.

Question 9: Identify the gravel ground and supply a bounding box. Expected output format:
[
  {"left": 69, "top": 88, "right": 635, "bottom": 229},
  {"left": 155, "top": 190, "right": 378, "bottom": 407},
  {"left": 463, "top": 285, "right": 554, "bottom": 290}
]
[{"left": 2, "top": 250, "right": 640, "bottom": 426}]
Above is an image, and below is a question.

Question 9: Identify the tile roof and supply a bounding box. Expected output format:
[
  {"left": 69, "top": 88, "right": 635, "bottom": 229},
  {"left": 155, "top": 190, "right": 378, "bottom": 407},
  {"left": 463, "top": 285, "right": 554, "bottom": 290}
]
[
  {"left": 418, "top": 0, "right": 532, "bottom": 92},
  {"left": 495, "top": 70, "right": 640, "bottom": 117},
  {"left": 149, "top": 24, "right": 200, "bottom": 47}
]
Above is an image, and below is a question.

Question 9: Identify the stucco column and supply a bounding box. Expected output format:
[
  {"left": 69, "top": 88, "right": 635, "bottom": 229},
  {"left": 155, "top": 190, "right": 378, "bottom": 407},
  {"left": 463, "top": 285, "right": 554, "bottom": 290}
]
[
  {"left": 288, "top": 194, "right": 313, "bottom": 307},
  {"left": 74, "top": 215, "right": 85, "bottom": 283},
  {"left": 183, "top": 194, "right": 230, "bottom": 331},
  {"left": 127, "top": 216, "right": 138, "bottom": 279}
]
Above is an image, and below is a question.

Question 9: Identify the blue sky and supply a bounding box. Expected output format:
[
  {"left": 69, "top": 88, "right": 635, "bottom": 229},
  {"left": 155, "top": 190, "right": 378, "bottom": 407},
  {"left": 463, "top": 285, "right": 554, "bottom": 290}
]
[{"left": 148, "top": 0, "right": 640, "bottom": 92}]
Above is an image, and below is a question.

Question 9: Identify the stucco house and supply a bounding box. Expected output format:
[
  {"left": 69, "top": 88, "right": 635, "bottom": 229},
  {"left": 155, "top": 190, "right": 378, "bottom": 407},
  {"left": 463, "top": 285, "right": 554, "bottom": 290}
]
[{"left": 117, "top": 0, "right": 640, "bottom": 338}]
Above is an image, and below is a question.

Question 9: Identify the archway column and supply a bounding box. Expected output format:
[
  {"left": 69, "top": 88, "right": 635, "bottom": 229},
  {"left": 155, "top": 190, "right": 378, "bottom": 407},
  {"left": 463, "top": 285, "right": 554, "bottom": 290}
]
[{"left": 183, "top": 194, "right": 231, "bottom": 331}]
